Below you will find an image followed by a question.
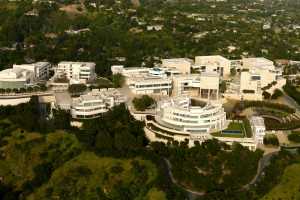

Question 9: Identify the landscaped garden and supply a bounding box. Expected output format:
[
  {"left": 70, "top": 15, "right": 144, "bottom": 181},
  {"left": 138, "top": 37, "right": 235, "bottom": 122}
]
[
  {"left": 234, "top": 100, "right": 295, "bottom": 114},
  {"left": 211, "top": 121, "right": 246, "bottom": 138}
]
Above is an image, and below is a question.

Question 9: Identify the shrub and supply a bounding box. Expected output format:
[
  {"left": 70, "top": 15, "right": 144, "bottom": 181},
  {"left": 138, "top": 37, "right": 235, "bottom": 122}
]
[
  {"left": 242, "top": 89, "right": 255, "bottom": 94},
  {"left": 230, "top": 68, "right": 237, "bottom": 76},
  {"left": 235, "top": 100, "right": 295, "bottom": 113},
  {"left": 263, "top": 134, "right": 279, "bottom": 146},
  {"left": 132, "top": 95, "right": 155, "bottom": 111},
  {"left": 271, "top": 89, "right": 283, "bottom": 99},
  {"left": 219, "top": 81, "right": 227, "bottom": 93},
  {"left": 288, "top": 131, "right": 300, "bottom": 143},
  {"left": 264, "top": 118, "right": 300, "bottom": 130},
  {"left": 283, "top": 83, "right": 300, "bottom": 105},
  {"left": 68, "top": 84, "right": 87, "bottom": 94},
  {"left": 243, "top": 118, "right": 252, "bottom": 137},
  {"left": 262, "top": 91, "right": 271, "bottom": 99},
  {"left": 111, "top": 74, "right": 125, "bottom": 88}
]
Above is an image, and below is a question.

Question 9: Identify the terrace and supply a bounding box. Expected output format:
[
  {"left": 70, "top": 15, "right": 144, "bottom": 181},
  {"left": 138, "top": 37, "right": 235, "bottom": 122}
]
[{"left": 211, "top": 121, "right": 246, "bottom": 138}]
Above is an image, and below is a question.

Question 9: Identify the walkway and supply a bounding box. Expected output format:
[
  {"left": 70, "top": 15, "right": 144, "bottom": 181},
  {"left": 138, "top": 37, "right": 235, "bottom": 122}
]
[
  {"left": 243, "top": 150, "right": 279, "bottom": 189},
  {"left": 164, "top": 149, "right": 280, "bottom": 198},
  {"left": 164, "top": 158, "right": 205, "bottom": 199},
  {"left": 0, "top": 91, "right": 53, "bottom": 99}
]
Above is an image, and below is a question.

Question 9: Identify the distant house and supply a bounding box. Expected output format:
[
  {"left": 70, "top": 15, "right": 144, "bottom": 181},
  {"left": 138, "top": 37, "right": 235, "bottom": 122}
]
[{"left": 147, "top": 25, "right": 163, "bottom": 31}]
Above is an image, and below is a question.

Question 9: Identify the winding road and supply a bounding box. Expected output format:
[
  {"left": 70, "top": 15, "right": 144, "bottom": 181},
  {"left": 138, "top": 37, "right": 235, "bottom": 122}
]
[
  {"left": 243, "top": 151, "right": 279, "bottom": 189},
  {"left": 163, "top": 158, "right": 205, "bottom": 199},
  {"left": 164, "top": 150, "right": 279, "bottom": 199}
]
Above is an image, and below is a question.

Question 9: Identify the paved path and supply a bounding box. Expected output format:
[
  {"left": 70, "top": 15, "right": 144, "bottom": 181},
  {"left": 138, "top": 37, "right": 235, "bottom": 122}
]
[
  {"left": 164, "top": 149, "right": 280, "bottom": 198},
  {"left": 243, "top": 151, "right": 279, "bottom": 189},
  {"left": 0, "top": 91, "right": 53, "bottom": 99},
  {"left": 281, "top": 93, "right": 300, "bottom": 111},
  {"left": 164, "top": 158, "right": 205, "bottom": 199}
]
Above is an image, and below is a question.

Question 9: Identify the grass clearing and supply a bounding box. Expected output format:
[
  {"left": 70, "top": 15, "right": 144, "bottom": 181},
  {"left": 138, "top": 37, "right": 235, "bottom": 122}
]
[
  {"left": 211, "top": 122, "right": 245, "bottom": 138},
  {"left": 261, "top": 163, "right": 300, "bottom": 200},
  {"left": 0, "top": 130, "right": 81, "bottom": 191},
  {"left": 146, "top": 187, "right": 167, "bottom": 200},
  {"left": 28, "top": 152, "right": 159, "bottom": 199}
]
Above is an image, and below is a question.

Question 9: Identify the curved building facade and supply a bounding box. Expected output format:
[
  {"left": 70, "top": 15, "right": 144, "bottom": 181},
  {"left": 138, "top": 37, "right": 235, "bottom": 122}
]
[
  {"left": 71, "top": 88, "right": 126, "bottom": 119},
  {"left": 156, "top": 97, "right": 227, "bottom": 133}
]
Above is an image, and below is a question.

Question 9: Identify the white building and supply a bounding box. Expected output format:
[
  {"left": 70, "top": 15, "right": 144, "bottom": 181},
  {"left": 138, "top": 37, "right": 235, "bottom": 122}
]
[
  {"left": 144, "top": 97, "right": 227, "bottom": 146},
  {"left": 112, "top": 66, "right": 149, "bottom": 77},
  {"left": 156, "top": 97, "right": 227, "bottom": 133},
  {"left": 172, "top": 72, "right": 219, "bottom": 100},
  {"left": 56, "top": 62, "right": 96, "bottom": 84},
  {"left": 147, "top": 25, "right": 163, "bottom": 31},
  {"left": 239, "top": 71, "right": 263, "bottom": 100},
  {"left": 71, "top": 88, "right": 126, "bottom": 119},
  {"left": 242, "top": 57, "right": 274, "bottom": 71},
  {"left": 225, "top": 57, "right": 286, "bottom": 101},
  {"left": 127, "top": 75, "right": 172, "bottom": 95},
  {"left": 0, "top": 68, "right": 34, "bottom": 89},
  {"left": 250, "top": 116, "right": 266, "bottom": 145},
  {"left": 111, "top": 65, "right": 125, "bottom": 75},
  {"left": 13, "top": 62, "right": 51, "bottom": 80},
  {"left": 116, "top": 66, "right": 173, "bottom": 95},
  {"left": 194, "top": 55, "right": 231, "bottom": 78},
  {"left": 161, "top": 58, "right": 193, "bottom": 74}
]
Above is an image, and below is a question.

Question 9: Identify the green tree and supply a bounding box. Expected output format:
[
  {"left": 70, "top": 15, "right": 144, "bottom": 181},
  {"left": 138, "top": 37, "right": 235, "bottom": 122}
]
[
  {"left": 271, "top": 89, "right": 283, "bottom": 99},
  {"left": 111, "top": 74, "right": 125, "bottom": 88},
  {"left": 263, "top": 91, "right": 271, "bottom": 99},
  {"left": 219, "top": 81, "right": 227, "bottom": 93},
  {"left": 230, "top": 68, "right": 237, "bottom": 76},
  {"left": 132, "top": 95, "right": 155, "bottom": 111},
  {"left": 288, "top": 131, "right": 300, "bottom": 143},
  {"left": 68, "top": 84, "right": 87, "bottom": 95},
  {"left": 263, "top": 134, "right": 279, "bottom": 146}
]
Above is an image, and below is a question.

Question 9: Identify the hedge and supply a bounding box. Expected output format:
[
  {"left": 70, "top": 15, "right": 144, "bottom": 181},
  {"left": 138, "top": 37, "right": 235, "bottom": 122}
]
[
  {"left": 263, "top": 134, "right": 279, "bottom": 146},
  {"left": 283, "top": 83, "right": 300, "bottom": 105},
  {"left": 264, "top": 118, "right": 300, "bottom": 130},
  {"left": 288, "top": 131, "right": 300, "bottom": 143},
  {"left": 235, "top": 100, "right": 295, "bottom": 114}
]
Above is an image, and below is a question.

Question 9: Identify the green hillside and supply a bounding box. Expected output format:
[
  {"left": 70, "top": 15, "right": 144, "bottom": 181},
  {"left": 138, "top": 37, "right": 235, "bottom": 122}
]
[
  {"left": 0, "top": 127, "right": 165, "bottom": 200},
  {"left": 0, "top": 130, "right": 81, "bottom": 191},
  {"left": 28, "top": 152, "right": 159, "bottom": 199},
  {"left": 261, "top": 163, "right": 300, "bottom": 200}
]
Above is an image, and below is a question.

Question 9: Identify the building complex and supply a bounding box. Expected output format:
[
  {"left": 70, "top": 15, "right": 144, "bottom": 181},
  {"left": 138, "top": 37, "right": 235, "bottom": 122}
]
[
  {"left": 172, "top": 73, "right": 219, "bottom": 99},
  {"left": 144, "top": 96, "right": 267, "bottom": 150},
  {"left": 0, "top": 62, "right": 51, "bottom": 89},
  {"left": 56, "top": 62, "right": 96, "bottom": 84},
  {"left": 225, "top": 57, "right": 286, "bottom": 100},
  {"left": 194, "top": 55, "right": 231, "bottom": 78},
  {"left": 71, "top": 88, "right": 126, "bottom": 119}
]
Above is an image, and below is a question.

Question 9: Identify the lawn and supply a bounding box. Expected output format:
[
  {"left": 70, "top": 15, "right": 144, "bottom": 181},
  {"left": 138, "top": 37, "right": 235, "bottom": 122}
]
[
  {"left": 261, "top": 163, "right": 300, "bottom": 200},
  {"left": 226, "top": 122, "right": 244, "bottom": 131},
  {"left": 211, "top": 122, "right": 245, "bottom": 138}
]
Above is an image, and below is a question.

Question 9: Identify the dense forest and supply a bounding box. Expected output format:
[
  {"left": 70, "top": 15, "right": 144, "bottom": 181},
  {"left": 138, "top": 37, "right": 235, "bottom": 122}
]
[{"left": 1, "top": 0, "right": 300, "bottom": 76}]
